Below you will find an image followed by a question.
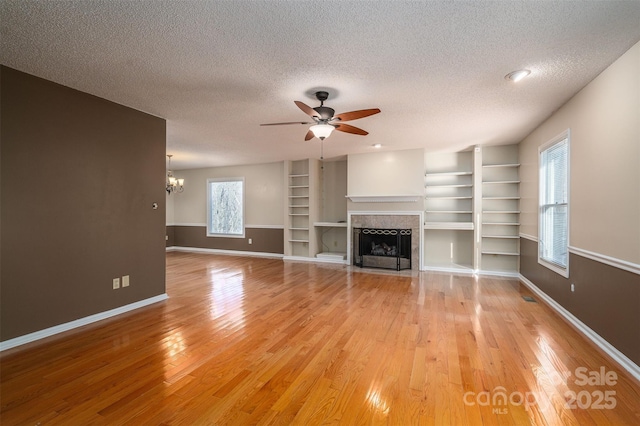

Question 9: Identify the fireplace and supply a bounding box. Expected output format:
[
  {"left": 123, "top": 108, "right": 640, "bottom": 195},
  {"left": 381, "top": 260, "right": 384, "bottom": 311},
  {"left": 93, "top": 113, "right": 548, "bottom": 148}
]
[{"left": 353, "top": 228, "right": 412, "bottom": 271}]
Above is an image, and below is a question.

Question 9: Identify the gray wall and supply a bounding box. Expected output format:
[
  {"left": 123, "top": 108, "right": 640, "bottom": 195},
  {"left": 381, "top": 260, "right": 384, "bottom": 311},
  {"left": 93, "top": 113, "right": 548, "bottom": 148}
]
[{"left": 1, "top": 66, "right": 167, "bottom": 341}]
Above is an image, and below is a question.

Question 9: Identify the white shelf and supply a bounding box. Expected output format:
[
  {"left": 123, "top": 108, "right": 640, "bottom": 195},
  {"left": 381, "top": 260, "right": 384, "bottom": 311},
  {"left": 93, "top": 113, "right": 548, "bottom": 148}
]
[
  {"left": 424, "top": 222, "right": 474, "bottom": 230},
  {"left": 425, "top": 184, "right": 473, "bottom": 188},
  {"left": 483, "top": 222, "right": 520, "bottom": 226},
  {"left": 314, "top": 222, "right": 347, "bottom": 228},
  {"left": 289, "top": 174, "right": 309, "bottom": 178},
  {"left": 289, "top": 185, "right": 309, "bottom": 189},
  {"left": 482, "top": 197, "right": 520, "bottom": 200},
  {"left": 483, "top": 163, "right": 520, "bottom": 168},
  {"left": 482, "top": 235, "right": 519, "bottom": 239},
  {"left": 425, "top": 196, "right": 472, "bottom": 200},
  {"left": 290, "top": 227, "right": 309, "bottom": 231},
  {"left": 425, "top": 171, "right": 473, "bottom": 176},
  {"left": 482, "top": 181, "right": 520, "bottom": 184},
  {"left": 289, "top": 239, "right": 309, "bottom": 243},
  {"left": 426, "top": 210, "right": 472, "bottom": 214},
  {"left": 482, "top": 211, "right": 521, "bottom": 214},
  {"left": 482, "top": 251, "right": 519, "bottom": 256}
]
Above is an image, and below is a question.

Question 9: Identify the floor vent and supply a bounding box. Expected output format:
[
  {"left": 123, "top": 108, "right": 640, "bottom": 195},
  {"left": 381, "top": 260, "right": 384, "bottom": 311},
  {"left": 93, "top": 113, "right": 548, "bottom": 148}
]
[{"left": 522, "top": 296, "right": 537, "bottom": 303}]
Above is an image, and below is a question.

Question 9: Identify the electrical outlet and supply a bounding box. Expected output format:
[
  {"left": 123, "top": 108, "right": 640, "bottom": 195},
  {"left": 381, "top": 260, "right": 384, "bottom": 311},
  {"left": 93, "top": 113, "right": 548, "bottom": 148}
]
[
  {"left": 113, "top": 278, "right": 120, "bottom": 289},
  {"left": 248, "top": 238, "right": 252, "bottom": 244},
  {"left": 122, "top": 275, "right": 130, "bottom": 287}
]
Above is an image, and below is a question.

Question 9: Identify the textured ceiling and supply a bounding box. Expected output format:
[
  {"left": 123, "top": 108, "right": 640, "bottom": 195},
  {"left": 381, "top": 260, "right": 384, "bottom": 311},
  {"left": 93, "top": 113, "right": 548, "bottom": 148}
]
[{"left": 2, "top": 1, "right": 640, "bottom": 170}]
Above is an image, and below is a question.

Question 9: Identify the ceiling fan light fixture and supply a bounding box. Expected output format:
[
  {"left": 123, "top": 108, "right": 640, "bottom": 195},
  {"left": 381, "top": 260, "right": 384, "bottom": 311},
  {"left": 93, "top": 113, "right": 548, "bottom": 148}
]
[
  {"left": 310, "top": 124, "right": 334, "bottom": 140},
  {"left": 505, "top": 69, "right": 531, "bottom": 83}
]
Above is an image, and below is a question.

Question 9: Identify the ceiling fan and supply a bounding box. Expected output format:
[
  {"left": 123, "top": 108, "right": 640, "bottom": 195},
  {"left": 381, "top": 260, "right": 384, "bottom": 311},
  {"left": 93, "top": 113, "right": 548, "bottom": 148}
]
[{"left": 260, "top": 91, "right": 381, "bottom": 141}]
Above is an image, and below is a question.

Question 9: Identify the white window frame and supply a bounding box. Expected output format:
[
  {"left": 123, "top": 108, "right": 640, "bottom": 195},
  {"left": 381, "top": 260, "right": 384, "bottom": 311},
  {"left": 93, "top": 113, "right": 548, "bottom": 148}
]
[
  {"left": 206, "top": 177, "right": 245, "bottom": 238},
  {"left": 538, "top": 130, "right": 570, "bottom": 277}
]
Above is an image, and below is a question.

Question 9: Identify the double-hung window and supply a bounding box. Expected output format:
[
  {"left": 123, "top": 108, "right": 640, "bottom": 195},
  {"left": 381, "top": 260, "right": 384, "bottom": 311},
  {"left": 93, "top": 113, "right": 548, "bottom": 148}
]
[
  {"left": 207, "top": 177, "right": 245, "bottom": 237},
  {"left": 538, "top": 131, "right": 570, "bottom": 277}
]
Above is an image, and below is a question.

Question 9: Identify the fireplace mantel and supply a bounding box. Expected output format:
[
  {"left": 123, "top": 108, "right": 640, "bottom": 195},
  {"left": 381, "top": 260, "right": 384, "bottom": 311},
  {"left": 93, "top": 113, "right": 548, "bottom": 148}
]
[{"left": 346, "top": 195, "right": 421, "bottom": 203}]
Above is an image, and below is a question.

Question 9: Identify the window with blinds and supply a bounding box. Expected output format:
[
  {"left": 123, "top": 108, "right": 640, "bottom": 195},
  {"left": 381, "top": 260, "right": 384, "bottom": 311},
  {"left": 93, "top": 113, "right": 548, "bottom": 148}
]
[{"left": 538, "top": 131, "right": 570, "bottom": 277}]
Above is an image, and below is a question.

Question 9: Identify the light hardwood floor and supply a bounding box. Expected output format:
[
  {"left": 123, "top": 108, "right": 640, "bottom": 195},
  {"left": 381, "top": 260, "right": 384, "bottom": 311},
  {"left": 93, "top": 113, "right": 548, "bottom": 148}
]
[{"left": 1, "top": 252, "right": 639, "bottom": 425}]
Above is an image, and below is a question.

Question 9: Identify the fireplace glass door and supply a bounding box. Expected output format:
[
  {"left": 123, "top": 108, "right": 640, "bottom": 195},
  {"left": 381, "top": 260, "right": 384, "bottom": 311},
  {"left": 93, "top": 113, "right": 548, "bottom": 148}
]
[{"left": 353, "top": 228, "right": 411, "bottom": 271}]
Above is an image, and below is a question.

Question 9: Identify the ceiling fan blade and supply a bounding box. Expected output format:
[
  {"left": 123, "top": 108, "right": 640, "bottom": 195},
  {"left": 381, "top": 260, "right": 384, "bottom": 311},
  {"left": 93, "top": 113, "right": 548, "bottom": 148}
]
[
  {"left": 260, "top": 121, "right": 313, "bottom": 126},
  {"left": 334, "top": 123, "right": 368, "bottom": 136},
  {"left": 304, "top": 130, "right": 314, "bottom": 141},
  {"left": 333, "top": 108, "right": 381, "bottom": 122},
  {"left": 294, "top": 101, "right": 321, "bottom": 119}
]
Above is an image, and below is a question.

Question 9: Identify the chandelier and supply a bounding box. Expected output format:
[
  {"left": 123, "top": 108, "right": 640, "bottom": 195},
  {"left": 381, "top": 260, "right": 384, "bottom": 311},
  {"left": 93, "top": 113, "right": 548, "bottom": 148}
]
[{"left": 166, "top": 154, "right": 184, "bottom": 194}]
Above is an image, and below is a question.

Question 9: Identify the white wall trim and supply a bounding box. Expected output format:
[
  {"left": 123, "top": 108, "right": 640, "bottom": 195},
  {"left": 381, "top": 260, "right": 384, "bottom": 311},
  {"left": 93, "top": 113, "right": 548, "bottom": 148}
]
[
  {"left": 520, "top": 236, "right": 640, "bottom": 276},
  {"left": 0, "top": 294, "right": 168, "bottom": 352},
  {"left": 569, "top": 246, "right": 640, "bottom": 276},
  {"left": 166, "top": 223, "right": 284, "bottom": 229},
  {"left": 519, "top": 274, "right": 640, "bottom": 383},
  {"left": 169, "top": 246, "right": 284, "bottom": 259}
]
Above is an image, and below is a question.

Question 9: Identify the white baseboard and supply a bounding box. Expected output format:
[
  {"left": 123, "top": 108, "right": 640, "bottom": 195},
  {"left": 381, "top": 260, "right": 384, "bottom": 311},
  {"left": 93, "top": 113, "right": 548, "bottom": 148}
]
[
  {"left": 519, "top": 274, "right": 640, "bottom": 383},
  {"left": 422, "top": 265, "right": 476, "bottom": 275},
  {"left": 477, "top": 270, "right": 520, "bottom": 278},
  {"left": 283, "top": 255, "right": 348, "bottom": 265},
  {"left": 0, "top": 294, "right": 168, "bottom": 352},
  {"left": 421, "top": 265, "right": 519, "bottom": 278},
  {"left": 169, "top": 246, "right": 284, "bottom": 259}
]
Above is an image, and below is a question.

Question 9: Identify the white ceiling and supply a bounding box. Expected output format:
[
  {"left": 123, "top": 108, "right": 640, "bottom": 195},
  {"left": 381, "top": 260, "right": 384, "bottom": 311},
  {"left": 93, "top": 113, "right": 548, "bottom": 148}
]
[{"left": 2, "top": 1, "right": 640, "bottom": 170}]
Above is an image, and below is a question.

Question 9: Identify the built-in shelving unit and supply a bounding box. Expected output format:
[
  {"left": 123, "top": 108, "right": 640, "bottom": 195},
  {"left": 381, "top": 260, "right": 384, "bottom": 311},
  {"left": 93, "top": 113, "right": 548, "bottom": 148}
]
[
  {"left": 424, "top": 169, "right": 474, "bottom": 229},
  {"left": 284, "top": 147, "right": 519, "bottom": 275},
  {"left": 423, "top": 151, "right": 475, "bottom": 272},
  {"left": 480, "top": 145, "right": 520, "bottom": 274},
  {"left": 313, "top": 160, "right": 348, "bottom": 262},
  {"left": 285, "top": 160, "right": 311, "bottom": 257}
]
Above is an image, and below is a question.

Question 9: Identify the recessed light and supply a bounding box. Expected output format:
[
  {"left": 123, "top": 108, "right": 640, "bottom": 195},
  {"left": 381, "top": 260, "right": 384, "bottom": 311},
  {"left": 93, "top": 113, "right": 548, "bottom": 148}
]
[
  {"left": 372, "top": 143, "right": 382, "bottom": 148},
  {"left": 505, "top": 69, "right": 531, "bottom": 83}
]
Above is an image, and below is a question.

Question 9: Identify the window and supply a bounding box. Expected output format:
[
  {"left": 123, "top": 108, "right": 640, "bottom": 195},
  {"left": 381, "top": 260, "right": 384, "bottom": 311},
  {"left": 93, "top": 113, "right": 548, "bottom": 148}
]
[
  {"left": 207, "top": 177, "right": 244, "bottom": 237},
  {"left": 538, "top": 131, "right": 570, "bottom": 277}
]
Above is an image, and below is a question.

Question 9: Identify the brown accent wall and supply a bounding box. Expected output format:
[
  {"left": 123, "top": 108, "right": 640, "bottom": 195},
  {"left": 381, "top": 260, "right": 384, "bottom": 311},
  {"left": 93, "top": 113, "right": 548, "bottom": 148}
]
[
  {"left": 169, "top": 226, "right": 283, "bottom": 254},
  {"left": 166, "top": 225, "right": 175, "bottom": 247},
  {"left": 520, "top": 237, "right": 640, "bottom": 366},
  {"left": 1, "top": 66, "right": 167, "bottom": 342}
]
